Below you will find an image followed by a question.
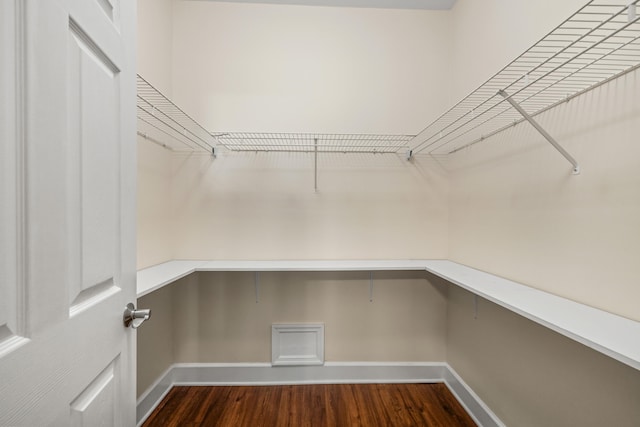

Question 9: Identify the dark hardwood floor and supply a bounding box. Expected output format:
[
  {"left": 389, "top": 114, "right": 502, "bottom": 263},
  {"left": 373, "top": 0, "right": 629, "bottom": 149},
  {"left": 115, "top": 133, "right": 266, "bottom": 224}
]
[{"left": 142, "top": 383, "right": 477, "bottom": 426}]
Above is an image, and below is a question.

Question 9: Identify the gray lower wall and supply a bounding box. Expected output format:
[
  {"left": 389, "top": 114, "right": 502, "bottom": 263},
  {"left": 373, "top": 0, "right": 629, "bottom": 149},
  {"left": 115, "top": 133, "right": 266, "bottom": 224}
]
[
  {"left": 446, "top": 284, "right": 640, "bottom": 427},
  {"left": 137, "top": 270, "right": 449, "bottom": 397},
  {"left": 136, "top": 280, "right": 178, "bottom": 397}
]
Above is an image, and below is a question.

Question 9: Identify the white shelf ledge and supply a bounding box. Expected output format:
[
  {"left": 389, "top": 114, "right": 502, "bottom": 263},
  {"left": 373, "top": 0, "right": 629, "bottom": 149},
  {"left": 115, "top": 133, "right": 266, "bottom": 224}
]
[
  {"left": 136, "top": 259, "right": 640, "bottom": 371},
  {"left": 197, "top": 259, "right": 431, "bottom": 272},
  {"left": 137, "top": 259, "right": 428, "bottom": 297},
  {"left": 137, "top": 260, "right": 207, "bottom": 297},
  {"left": 422, "top": 260, "right": 640, "bottom": 372}
]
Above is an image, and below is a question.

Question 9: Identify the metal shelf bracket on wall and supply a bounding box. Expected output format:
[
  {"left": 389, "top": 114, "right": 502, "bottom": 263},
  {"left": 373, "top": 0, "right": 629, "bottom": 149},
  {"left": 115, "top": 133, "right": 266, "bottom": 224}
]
[
  {"left": 314, "top": 138, "right": 318, "bottom": 192},
  {"left": 406, "top": 150, "right": 413, "bottom": 161},
  {"left": 498, "top": 89, "right": 580, "bottom": 175},
  {"left": 255, "top": 272, "right": 260, "bottom": 304},
  {"left": 369, "top": 271, "right": 374, "bottom": 302}
]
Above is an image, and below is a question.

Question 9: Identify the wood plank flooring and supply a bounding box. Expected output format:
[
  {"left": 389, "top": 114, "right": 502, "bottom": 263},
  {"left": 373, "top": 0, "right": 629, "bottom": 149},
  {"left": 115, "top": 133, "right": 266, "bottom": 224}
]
[{"left": 142, "top": 383, "right": 477, "bottom": 426}]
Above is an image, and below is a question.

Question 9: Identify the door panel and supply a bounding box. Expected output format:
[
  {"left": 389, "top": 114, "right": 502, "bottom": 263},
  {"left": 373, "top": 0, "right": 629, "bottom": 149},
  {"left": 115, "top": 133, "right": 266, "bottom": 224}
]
[
  {"left": 27, "top": 0, "right": 72, "bottom": 333},
  {"left": 94, "top": 0, "right": 118, "bottom": 27},
  {"left": 67, "top": 18, "right": 121, "bottom": 316},
  {"left": 0, "top": 0, "right": 136, "bottom": 424},
  {"left": 70, "top": 356, "right": 121, "bottom": 427}
]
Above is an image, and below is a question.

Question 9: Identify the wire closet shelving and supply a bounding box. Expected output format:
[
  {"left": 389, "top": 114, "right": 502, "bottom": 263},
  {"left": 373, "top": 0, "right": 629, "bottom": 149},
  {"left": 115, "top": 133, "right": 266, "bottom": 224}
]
[
  {"left": 409, "top": 0, "right": 640, "bottom": 172},
  {"left": 136, "top": 0, "right": 640, "bottom": 169},
  {"left": 213, "top": 133, "right": 415, "bottom": 154},
  {"left": 136, "top": 74, "right": 216, "bottom": 154}
]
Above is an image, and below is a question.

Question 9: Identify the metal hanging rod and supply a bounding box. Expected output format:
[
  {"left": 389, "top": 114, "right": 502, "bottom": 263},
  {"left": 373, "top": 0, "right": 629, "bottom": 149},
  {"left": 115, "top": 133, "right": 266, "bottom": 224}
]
[
  {"left": 136, "top": 74, "right": 216, "bottom": 153},
  {"left": 408, "top": 0, "right": 640, "bottom": 169},
  {"left": 314, "top": 138, "right": 318, "bottom": 191}
]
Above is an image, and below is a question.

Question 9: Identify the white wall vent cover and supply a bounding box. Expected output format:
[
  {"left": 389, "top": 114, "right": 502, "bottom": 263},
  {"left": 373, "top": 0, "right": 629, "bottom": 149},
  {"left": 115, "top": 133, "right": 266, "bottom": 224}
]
[{"left": 271, "top": 323, "right": 325, "bottom": 366}]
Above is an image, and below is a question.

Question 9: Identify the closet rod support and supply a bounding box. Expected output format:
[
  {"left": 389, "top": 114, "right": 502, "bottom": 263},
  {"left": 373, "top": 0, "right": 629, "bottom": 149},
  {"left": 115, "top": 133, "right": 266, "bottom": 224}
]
[
  {"left": 314, "top": 138, "right": 318, "bottom": 192},
  {"left": 255, "top": 272, "right": 260, "bottom": 304},
  {"left": 498, "top": 89, "right": 580, "bottom": 175},
  {"left": 473, "top": 295, "right": 478, "bottom": 320}
]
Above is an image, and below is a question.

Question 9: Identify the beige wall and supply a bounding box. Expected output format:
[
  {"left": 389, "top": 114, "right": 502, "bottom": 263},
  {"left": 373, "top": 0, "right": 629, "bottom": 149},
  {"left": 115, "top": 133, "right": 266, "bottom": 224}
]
[
  {"left": 137, "top": 0, "right": 173, "bottom": 96},
  {"left": 447, "top": 285, "right": 640, "bottom": 427},
  {"left": 137, "top": 140, "right": 174, "bottom": 269},
  {"left": 170, "top": 151, "right": 449, "bottom": 260},
  {"left": 163, "top": 1, "right": 452, "bottom": 260},
  {"left": 171, "top": 1, "right": 452, "bottom": 134},
  {"left": 137, "top": 0, "right": 175, "bottom": 269}
]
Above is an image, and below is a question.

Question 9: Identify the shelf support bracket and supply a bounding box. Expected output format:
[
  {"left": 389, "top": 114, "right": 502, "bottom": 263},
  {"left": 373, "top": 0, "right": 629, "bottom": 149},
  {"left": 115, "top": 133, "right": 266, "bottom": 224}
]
[
  {"left": 498, "top": 89, "right": 580, "bottom": 175},
  {"left": 473, "top": 295, "right": 478, "bottom": 320},
  {"left": 314, "top": 138, "right": 318, "bottom": 192},
  {"left": 255, "top": 272, "right": 260, "bottom": 304}
]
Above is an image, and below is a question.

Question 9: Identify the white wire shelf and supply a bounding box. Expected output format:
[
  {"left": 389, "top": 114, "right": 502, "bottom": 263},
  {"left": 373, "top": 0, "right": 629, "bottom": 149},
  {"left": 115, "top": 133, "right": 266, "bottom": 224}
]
[
  {"left": 409, "top": 0, "right": 640, "bottom": 157},
  {"left": 213, "top": 132, "right": 415, "bottom": 154},
  {"left": 136, "top": 1, "right": 639, "bottom": 162},
  {"left": 136, "top": 74, "right": 216, "bottom": 153}
]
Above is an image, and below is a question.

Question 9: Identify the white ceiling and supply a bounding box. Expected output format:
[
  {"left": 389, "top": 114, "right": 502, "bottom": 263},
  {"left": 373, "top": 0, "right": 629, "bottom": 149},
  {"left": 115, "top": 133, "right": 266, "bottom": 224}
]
[{"left": 192, "top": 0, "right": 457, "bottom": 10}]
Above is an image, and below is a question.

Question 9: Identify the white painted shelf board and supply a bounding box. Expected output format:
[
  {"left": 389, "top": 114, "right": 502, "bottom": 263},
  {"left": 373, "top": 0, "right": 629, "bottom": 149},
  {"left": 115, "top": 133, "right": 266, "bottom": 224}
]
[
  {"left": 197, "top": 259, "right": 432, "bottom": 272},
  {"left": 137, "top": 260, "right": 207, "bottom": 297},
  {"left": 423, "top": 260, "right": 640, "bottom": 371},
  {"left": 136, "top": 259, "right": 640, "bottom": 371},
  {"left": 136, "top": 259, "right": 429, "bottom": 297}
]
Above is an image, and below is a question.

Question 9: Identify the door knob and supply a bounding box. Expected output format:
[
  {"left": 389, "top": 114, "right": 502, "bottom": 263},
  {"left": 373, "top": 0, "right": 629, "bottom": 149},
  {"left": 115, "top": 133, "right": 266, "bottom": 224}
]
[{"left": 123, "top": 303, "right": 151, "bottom": 329}]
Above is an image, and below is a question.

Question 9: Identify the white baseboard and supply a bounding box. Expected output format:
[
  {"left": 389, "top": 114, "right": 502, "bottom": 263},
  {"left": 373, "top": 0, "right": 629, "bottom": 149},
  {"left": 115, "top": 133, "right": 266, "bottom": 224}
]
[
  {"left": 443, "top": 365, "right": 506, "bottom": 427},
  {"left": 136, "top": 365, "right": 175, "bottom": 426},
  {"left": 137, "top": 362, "right": 502, "bottom": 427}
]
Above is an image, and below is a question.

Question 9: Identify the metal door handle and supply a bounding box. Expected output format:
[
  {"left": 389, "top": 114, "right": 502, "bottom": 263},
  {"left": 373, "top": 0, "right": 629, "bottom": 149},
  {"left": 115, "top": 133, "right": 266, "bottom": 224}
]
[{"left": 123, "top": 303, "right": 151, "bottom": 329}]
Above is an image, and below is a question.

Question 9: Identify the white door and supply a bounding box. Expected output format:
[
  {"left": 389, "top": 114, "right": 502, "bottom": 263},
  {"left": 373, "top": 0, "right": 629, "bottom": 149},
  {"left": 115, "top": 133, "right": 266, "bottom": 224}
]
[{"left": 0, "top": 0, "right": 137, "bottom": 425}]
